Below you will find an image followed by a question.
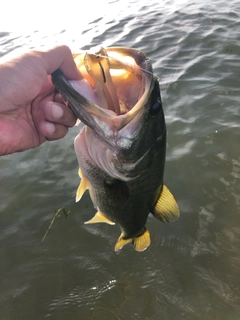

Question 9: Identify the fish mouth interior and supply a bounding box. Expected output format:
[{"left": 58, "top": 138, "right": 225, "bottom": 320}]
[{"left": 69, "top": 47, "right": 153, "bottom": 122}]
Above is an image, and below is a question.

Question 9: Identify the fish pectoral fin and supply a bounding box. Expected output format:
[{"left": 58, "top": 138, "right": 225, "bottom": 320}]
[
  {"left": 115, "top": 228, "right": 151, "bottom": 252},
  {"left": 75, "top": 176, "right": 90, "bottom": 202},
  {"left": 76, "top": 168, "right": 90, "bottom": 202},
  {"left": 78, "top": 168, "right": 82, "bottom": 178},
  {"left": 151, "top": 185, "right": 180, "bottom": 223},
  {"left": 84, "top": 211, "right": 115, "bottom": 225}
]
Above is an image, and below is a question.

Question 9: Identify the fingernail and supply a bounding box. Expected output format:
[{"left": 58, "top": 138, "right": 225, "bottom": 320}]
[
  {"left": 45, "top": 122, "right": 55, "bottom": 135},
  {"left": 52, "top": 104, "right": 64, "bottom": 119}
]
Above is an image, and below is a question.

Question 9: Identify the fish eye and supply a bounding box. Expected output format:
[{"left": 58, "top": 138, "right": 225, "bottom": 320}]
[{"left": 150, "top": 99, "right": 162, "bottom": 116}]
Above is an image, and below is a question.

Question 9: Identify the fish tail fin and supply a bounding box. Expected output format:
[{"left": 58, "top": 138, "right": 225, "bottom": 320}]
[
  {"left": 115, "top": 228, "right": 151, "bottom": 252},
  {"left": 151, "top": 185, "right": 180, "bottom": 222},
  {"left": 132, "top": 228, "right": 151, "bottom": 252}
]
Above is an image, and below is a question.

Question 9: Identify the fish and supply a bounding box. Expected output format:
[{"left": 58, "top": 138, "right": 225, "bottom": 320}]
[{"left": 51, "top": 47, "right": 179, "bottom": 252}]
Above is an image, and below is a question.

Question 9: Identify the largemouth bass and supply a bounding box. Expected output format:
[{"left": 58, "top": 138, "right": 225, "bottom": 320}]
[{"left": 51, "top": 47, "right": 179, "bottom": 252}]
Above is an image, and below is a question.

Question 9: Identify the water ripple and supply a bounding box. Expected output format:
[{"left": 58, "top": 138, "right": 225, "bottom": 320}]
[{"left": 1, "top": 0, "right": 240, "bottom": 319}]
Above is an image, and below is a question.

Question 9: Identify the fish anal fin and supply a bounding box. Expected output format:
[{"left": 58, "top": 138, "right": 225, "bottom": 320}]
[
  {"left": 115, "top": 228, "right": 151, "bottom": 252},
  {"left": 75, "top": 176, "right": 89, "bottom": 202},
  {"left": 84, "top": 211, "right": 115, "bottom": 225},
  {"left": 152, "top": 185, "right": 180, "bottom": 223}
]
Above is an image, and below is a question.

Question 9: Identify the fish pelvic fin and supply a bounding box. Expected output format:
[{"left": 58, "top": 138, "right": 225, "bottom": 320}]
[
  {"left": 84, "top": 211, "right": 115, "bottom": 225},
  {"left": 115, "top": 228, "right": 151, "bottom": 252},
  {"left": 151, "top": 185, "right": 180, "bottom": 223},
  {"left": 75, "top": 174, "right": 90, "bottom": 202}
]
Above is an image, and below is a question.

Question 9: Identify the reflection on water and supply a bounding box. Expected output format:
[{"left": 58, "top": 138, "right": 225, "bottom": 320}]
[{"left": 1, "top": 0, "right": 240, "bottom": 319}]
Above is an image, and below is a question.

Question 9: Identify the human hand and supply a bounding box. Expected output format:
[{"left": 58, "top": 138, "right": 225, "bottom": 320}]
[{"left": 0, "top": 45, "right": 82, "bottom": 156}]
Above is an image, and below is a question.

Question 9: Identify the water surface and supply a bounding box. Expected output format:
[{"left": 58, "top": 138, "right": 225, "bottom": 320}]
[{"left": 1, "top": 0, "right": 240, "bottom": 319}]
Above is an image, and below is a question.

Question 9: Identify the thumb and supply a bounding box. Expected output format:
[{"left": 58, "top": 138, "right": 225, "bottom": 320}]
[{"left": 40, "top": 45, "right": 83, "bottom": 80}]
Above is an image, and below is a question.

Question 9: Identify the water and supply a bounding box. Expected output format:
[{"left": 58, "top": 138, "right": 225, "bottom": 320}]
[{"left": 1, "top": 0, "right": 240, "bottom": 319}]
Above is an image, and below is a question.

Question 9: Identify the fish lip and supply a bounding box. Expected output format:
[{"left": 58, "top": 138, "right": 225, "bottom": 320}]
[{"left": 51, "top": 47, "right": 154, "bottom": 148}]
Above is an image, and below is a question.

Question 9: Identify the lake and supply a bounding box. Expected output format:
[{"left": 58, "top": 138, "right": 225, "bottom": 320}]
[{"left": 1, "top": 0, "right": 240, "bottom": 319}]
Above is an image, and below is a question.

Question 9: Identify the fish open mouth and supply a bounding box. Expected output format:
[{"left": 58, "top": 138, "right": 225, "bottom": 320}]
[{"left": 52, "top": 47, "right": 154, "bottom": 147}]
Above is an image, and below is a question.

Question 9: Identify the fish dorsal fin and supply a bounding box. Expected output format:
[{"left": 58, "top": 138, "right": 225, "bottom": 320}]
[
  {"left": 84, "top": 211, "right": 115, "bottom": 225},
  {"left": 115, "top": 228, "right": 151, "bottom": 252},
  {"left": 75, "top": 175, "right": 90, "bottom": 202},
  {"left": 151, "top": 185, "right": 180, "bottom": 222}
]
